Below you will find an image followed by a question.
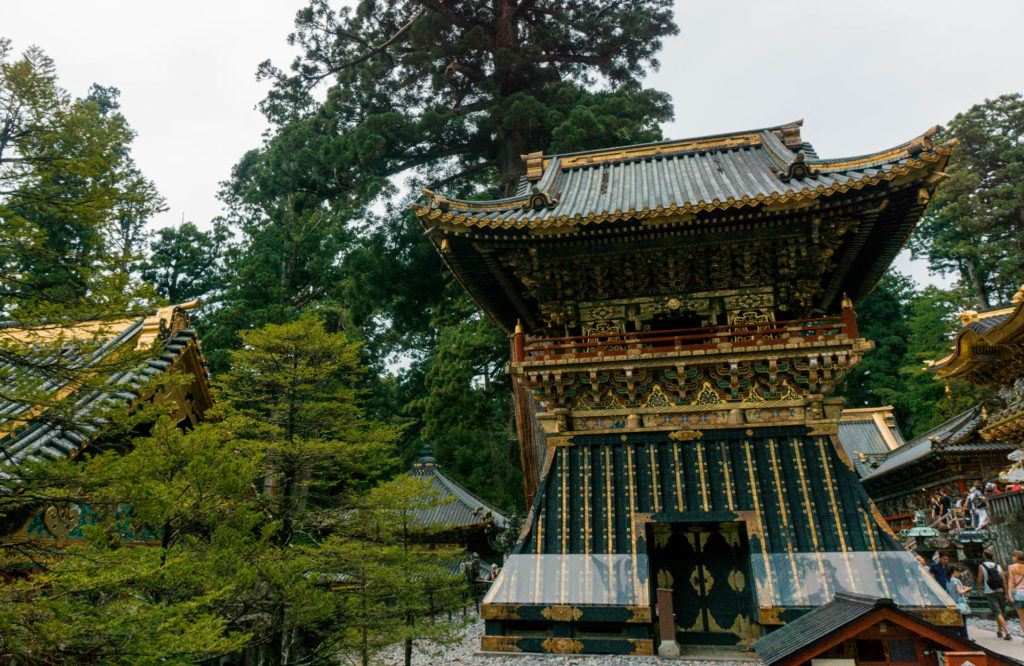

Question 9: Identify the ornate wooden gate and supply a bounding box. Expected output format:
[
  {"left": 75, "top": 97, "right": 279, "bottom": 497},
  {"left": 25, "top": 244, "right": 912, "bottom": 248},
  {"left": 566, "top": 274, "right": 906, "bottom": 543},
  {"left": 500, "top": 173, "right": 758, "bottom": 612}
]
[{"left": 652, "top": 522, "right": 760, "bottom": 646}]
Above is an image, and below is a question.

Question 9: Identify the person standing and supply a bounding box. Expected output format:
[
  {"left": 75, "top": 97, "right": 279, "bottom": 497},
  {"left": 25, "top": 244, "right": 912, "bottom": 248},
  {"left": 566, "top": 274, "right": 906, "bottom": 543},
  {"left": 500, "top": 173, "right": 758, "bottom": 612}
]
[
  {"left": 947, "top": 564, "right": 972, "bottom": 640},
  {"left": 929, "top": 552, "right": 950, "bottom": 589},
  {"left": 1006, "top": 551, "right": 1024, "bottom": 639},
  {"left": 940, "top": 490, "right": 953, "bottom": 528},
  {"left": 979, "top": 548, "right": 1012, "bottom": 639}
]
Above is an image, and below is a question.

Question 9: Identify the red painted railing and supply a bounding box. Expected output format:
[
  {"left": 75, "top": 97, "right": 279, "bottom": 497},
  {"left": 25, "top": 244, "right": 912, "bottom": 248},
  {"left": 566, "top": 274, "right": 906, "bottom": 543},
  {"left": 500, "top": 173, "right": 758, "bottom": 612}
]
[{"left": 517, "top": 313, "right": 858, "bottom": 363}]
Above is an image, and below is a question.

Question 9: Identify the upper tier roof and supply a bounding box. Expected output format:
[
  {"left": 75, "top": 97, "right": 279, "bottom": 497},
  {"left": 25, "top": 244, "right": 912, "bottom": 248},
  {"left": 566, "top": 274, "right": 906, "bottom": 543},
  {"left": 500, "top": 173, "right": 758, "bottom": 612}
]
[{"left": 414, "top": 120, "right": 953, "bottom": 230}]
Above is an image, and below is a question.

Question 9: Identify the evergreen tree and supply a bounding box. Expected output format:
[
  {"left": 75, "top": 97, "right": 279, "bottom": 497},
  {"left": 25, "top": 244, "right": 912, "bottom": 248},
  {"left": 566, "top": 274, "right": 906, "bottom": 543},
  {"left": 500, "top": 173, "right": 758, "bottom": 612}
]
[
  {"left": 0, "top": 41, "right": 163, "bottom": 320},
  {"left": 911, "top": 93, "right": 1024, "bottom": 308},
  {"left": 840, "top": 273, "right": 992, "bottom": 438},
  {"left": 142, "top": 221, "right": 228, "bottom": 303},
  {"left": 0, "top": 40, "right": 163, "bottom": 433},
  {"left": 1, "top": 317, "right": 466, "bottom": 665},
  {"left": 205, "top": 1, "right": 681, "bottom": 511}
]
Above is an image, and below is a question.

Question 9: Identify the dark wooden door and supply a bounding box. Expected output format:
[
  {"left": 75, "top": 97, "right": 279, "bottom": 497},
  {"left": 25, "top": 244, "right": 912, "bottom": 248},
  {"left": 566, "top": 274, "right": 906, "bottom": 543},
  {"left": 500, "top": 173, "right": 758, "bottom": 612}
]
[{"left": 652, "top": 522, "right": 759, "bottom": 646}]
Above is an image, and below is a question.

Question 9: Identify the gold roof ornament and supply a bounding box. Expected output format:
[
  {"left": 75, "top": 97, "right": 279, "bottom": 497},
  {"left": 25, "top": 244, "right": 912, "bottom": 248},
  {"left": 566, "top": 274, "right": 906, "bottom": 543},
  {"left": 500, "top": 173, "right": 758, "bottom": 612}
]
[
  {"left": 958, "top": 310, "right": 979, "bottom": 325},
  {"left": 841, "top": 293, "right": 854, "bottom": 310},
  {"left": 1013, "top": 285, "right": 1024, "bottom": 304},
  {"left": 522, "top": 151, "right": 544, "bottom": 182}
]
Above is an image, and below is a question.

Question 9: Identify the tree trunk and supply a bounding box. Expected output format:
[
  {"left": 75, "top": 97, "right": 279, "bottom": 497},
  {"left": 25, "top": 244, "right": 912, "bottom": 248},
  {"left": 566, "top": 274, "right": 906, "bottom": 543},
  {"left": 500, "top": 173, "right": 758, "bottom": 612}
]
[
  {"left": 493, "top": 0, "right": 526, "bottom": 197},
  {"left": 964, "top": 258, "right": 990, "bottom": 309}
]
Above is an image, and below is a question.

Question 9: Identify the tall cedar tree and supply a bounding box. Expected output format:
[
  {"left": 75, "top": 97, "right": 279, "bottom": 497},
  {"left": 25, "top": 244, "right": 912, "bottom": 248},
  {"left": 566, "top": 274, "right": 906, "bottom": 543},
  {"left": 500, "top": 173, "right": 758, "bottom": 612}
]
[
  {"left": 911, "top": 93, "right": 1024, "bottom": 308},
  {"left": 207, "top": 1, "right": 679, "bottom": 511}
]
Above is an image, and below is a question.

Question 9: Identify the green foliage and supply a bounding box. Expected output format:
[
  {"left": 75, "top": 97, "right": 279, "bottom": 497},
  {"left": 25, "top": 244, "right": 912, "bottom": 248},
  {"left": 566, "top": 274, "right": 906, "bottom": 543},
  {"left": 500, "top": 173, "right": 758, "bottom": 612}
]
[
  {"left": 142, "top": 221, "right": 227, "bottom": 304},
  {"left": 1, "top": 317, "right": 462, "bottom": 665},
  {"left": 415, "top": 306, "right": 521, "bottom": 510},
  {"left": 841, "top": 273, "right": 992, "bottom": 438},
  {"left": 911, "top": 93, "right": 1024, "bottom": 308},
  {"left": 198, "top": 1, "right": 682, "bottom": 514},
  {"left": 0, "top": 40, "right": 163, "bottom": 323}
]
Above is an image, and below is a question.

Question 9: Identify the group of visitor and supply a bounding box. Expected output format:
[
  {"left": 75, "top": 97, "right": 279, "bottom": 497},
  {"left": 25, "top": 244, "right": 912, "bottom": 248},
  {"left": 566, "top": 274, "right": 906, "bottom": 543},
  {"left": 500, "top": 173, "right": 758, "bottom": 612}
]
[
  {"left": 929, "top": 483, "right": 1002, "bottom": 530},
  {"left": 927, "top": 548, "right": 1024, "bottom": 640}
]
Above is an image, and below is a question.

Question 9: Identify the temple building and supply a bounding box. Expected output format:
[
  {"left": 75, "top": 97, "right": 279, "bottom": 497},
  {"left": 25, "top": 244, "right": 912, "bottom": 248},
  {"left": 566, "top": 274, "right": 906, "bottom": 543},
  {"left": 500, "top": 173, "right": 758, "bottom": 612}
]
[
  {"left": 407, "top": 446, "right": 509, "bottom": 559},
  {"left": 929, "top": 291, "right": 1024, "bottom": 563},
  {"left": 416, "top": 120, "right": 958, "bottom": 655},
  {"left": 0, "top": 302, "right": 212, "bottom": 547},
  {"left": 859, "top": 406, "right": 1013, "bottom": 531}
]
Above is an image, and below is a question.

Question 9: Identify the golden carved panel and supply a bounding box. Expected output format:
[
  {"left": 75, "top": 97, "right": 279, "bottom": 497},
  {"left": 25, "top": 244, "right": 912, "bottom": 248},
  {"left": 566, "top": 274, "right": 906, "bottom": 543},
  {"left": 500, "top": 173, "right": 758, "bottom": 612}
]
[
  {"left": 481, "top": 636, "right": 521, "bottom": 653},
  {"left": 540, "top": 605, "right": 583, "bottom": 622},
  {"left": 541, "top": 638, "right": 584, "bottom": 654}
]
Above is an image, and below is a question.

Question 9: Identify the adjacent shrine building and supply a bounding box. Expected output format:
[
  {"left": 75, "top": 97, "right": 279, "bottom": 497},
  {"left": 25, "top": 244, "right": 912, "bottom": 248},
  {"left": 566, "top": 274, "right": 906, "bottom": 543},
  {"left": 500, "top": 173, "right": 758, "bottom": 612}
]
[{"left": 415, "top": 121, "right": 958, "bottom": 655}]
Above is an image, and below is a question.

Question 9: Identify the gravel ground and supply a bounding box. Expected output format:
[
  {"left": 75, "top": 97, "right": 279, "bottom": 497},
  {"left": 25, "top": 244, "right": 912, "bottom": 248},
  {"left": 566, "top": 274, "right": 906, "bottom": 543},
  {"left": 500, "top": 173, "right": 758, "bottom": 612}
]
[{"left": 376, "top": 614, "right": 758, "bottom": 665}]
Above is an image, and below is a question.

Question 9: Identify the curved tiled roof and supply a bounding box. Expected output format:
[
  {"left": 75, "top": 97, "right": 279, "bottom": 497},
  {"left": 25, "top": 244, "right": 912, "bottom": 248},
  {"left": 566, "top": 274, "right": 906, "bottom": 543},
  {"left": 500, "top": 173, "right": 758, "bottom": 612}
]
[
  {"left": 930, "top": 293, "right": 1024, "bottom": 378},
  {"left": 837, "top": 407, "right": 906, "bottom": 478},
  {"left": 414, "top": 121, "right": 953, "bottom": 230},
  {"left": 0, "top": 305, "right": 208, "bottom": 475},
  {"left": 408, "top": 449, "right": 508, "bottom": 530},
  {"left": 860, "top": 406, "right": 1012, "bottom": 482}
]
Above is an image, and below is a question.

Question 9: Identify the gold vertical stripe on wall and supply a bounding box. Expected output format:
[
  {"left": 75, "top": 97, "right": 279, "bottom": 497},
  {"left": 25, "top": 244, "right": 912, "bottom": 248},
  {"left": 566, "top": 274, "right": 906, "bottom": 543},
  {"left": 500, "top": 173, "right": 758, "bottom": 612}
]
[
  {"left": 816, "top": 436, "right": 848, "bottom": 552},
  {"left": 605, "top": 446, "right": 614, "bottom": 554},
  {"left": 533, "top": 536, "right": 543, "bottom": 602},
  {"left": 792, "top": 437, "right": 830, "bottom": 599},
  {"left": 627, "top": 444, "right": 637, "bottom": 558},
  {"left": 649, "top": 443, "right": 660, "bottom": 513},
  {"left": 816, "top": 436, "right": 855, "bottom": 584},
  {"left": 863, "top": 511, "right": 891, "bottom": 598},
  {"left": 560, "top": 447, "right": 568, "bottom": 555},
  {"left": 744, "top": 440, "right": 774, "bottom": 601},
  {"left": 583, "top": 447, "right": 591, "bottom": 554},
  {"left": 536, "top": 508, "right": 544, "bottom": 554},
  {"left": 626, "top": 444, "right": 640, "bottom": 594},
  {"left": 768, "top": 438, "right": 803, "bottom": 604},
  {"left": 696, "top": 442, "right": 710, "bottom": 511},
  {"left": 720, "top": 442, "right": 735, "bottom": 511},
  {"left": 673, "top": 442, "right": 685, "bottom": 512}
]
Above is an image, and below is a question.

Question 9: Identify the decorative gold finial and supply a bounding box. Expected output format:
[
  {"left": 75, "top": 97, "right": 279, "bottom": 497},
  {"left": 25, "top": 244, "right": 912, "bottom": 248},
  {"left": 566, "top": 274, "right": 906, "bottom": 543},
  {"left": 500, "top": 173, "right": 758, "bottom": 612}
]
[
  {"left": 514, "top": 319, "right": 524, "bottom": 335},
  {"left": 1013, "top": 285, "right": 1024, "bottom": 305},
  {"left": 841, "top": 293, "right": 853, "bottom": 310},
  {"left": 439, "top": 239, "right": 450, "bottom": 254},
  {"left": 958, "top": 310, "right": 979, "bottom": 325}
]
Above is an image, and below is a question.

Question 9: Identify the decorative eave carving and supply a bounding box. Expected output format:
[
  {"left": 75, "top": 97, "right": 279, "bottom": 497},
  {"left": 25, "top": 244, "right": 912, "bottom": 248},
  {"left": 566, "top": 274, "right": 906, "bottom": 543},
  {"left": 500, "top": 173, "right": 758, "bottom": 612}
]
[
  {"left": 136, "top": 300, "right": 200, "bottom": 350},
  {"left": 778, "top": 151, "right": 818, "bottom": 182},
  {"left": 523, "top": 186, "right": 557, "bottom": 211}
]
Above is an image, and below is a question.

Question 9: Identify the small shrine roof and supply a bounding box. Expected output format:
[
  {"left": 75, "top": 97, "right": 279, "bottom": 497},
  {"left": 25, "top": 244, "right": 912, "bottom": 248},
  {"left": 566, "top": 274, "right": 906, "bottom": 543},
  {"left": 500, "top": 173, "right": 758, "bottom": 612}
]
[
  {"left": 861, "top": 406, "right": 1012, "bottom": 482},
  {"left": 755, "top": 593, "right": 887, "bottom": 666},
  {"left": 408, "top": 448, "right": 508, "bottom": 530},
  {"left": 838, "top": 406, "right": 906, "bottom": 478},
  {"left": 414, "top": 120, "right": 953, "bottom": 230},
  {"left": 754, "top": 593, "right": 1005, "bottom": 666},
  {"left": 0, "top": 302, "right": 209, "bottom": 474}
]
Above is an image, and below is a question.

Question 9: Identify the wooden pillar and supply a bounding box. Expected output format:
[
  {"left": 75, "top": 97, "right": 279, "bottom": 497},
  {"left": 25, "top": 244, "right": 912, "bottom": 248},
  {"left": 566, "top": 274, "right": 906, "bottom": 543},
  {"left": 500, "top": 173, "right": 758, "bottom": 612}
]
[{"left": 656, "top": 587, "right": 680, "bottom": 657}]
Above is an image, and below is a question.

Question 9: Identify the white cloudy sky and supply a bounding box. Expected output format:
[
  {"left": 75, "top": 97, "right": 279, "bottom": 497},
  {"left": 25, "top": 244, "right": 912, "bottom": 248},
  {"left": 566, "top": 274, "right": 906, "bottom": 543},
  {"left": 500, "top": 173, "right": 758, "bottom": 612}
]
[{"left": 3, "top": 1, "right": 1024, "bottom": 286}]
